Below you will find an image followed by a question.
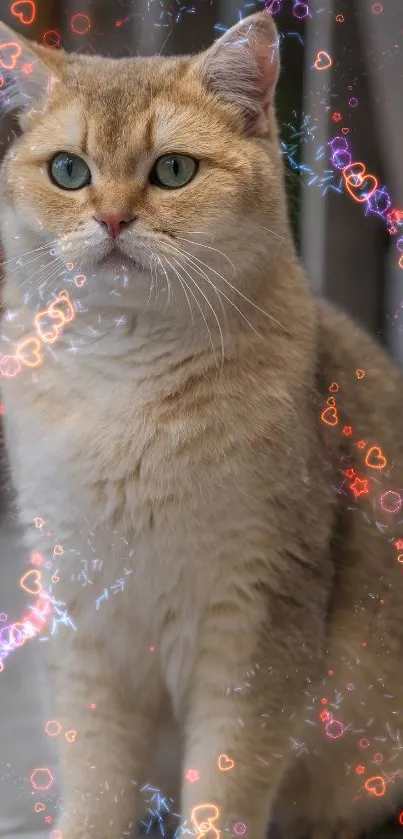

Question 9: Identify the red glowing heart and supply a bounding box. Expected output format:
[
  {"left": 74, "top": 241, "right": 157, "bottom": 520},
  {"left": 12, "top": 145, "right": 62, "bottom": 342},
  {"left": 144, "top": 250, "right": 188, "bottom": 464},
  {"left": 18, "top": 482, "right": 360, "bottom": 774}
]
[
  {"left": 321, "top": 406, "right": 338, "bottom": 426},
  {"left": 365, "top": 446, "right": 387, "bottom": 470},
  {"left": 11, "top": 1, "right": 36, "bottom": 25}
]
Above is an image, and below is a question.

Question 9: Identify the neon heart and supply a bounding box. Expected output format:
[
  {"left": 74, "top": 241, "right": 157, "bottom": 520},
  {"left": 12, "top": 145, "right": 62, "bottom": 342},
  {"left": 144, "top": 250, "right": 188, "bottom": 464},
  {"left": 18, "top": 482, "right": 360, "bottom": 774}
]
[
  {"left": 48, "top": 290, "right": 75, "bottom": 324},
  {"left": 321, "top": 406, "right": 338, "bottom": 426},
  {"left": 217, "top": 753, "right": 235, "bottom": 771},
  {"left": 343, "top": 163, "right": 378, "bottom": 203},
  {"left": 11, "top": 1, "right": 36, "bottom": 25},
  {"left": 365, "top": 446, "right": 387, "bottom": 470},
  {"left": 35, "top": 309, "right": 64, "bottom": 344},
  {"left": 20, "top": 569, "right": 42, "bottom": 595},
  {"left": 345, "top": 174, "right": 378, "bottom": 203},
  {"left": 364, "top": 775, "right": 386, "bottom": 797},
  {"left": 16, "top": 337, "right": 43, "bottom": 368},
  {"left": 327, "top": 397, "right": 336, "bottom": 407},
  {"left": 329, "top": 382, "right": 339, "bottom": 392},
  {"left": 314, "top": 51, "right": 332, "bottom": 70},
  {"left": 356, "top": 369, "right": 365, "bottom": 379},
  {"left": 191, "top": 803, "right": 220, "bottom": 838},
  {"left": 343, "top": 162, "right": 365, "bottom": 184},
  {"left": 65, "top": 729, "right": 77, "bottom": 743},
  {"left": 0, "top": 41, "right": 22, "bottom": 70},
  {"left": 34, "top": 802, "right": 46, "bottom": 813}
]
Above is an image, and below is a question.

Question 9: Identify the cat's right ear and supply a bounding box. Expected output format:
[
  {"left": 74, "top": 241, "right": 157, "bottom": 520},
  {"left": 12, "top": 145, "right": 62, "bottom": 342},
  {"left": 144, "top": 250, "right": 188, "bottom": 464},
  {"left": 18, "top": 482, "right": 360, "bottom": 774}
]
[
  {"left": 0, "top": 20, "right": 66, "bottom": 129},
  {"left": 192, "top": 11, "right": 280, "bottom": 138}
]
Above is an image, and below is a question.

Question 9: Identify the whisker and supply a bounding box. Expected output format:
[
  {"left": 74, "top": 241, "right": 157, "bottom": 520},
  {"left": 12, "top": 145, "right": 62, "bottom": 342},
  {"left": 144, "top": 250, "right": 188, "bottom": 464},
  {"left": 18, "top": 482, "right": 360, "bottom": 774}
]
[
  {"left": 4, "top": 245, "right": 60, "bottom": 281},
  {"left": 160, "top": 256, "right": 195, "bottom": 327},
  {"left": 257, "top": 223, "right": 288, "bottom": 243},
  {"left": 176, "top": 236, "right": 236, "bottom": 279},
  {"left": 164, "top": 242, "right": 264, "bottom": 341},
  {"left": 145, "top": 253, "right": 157, "bottom": 314},
  {"left": 154, "top": 253, "right": 178, "bottom": 315},
  {"left": 169, "top": 255, "right": 225, "bottom": 370},
  {"left": 164, "top": 255, "right": 222, "bottom": 369},
  {"left": 20, "top": 258, "right": 68, "bottom": 301},
  {"left": 169, "top": 245, "right": 228, "bottom": 331},
  {"left": 0, "top": 239, "right": 59, "bottom": 268},
  {"left": 170, "top": 243, "right": 285, "bottom": 331},
  {"left": 20, "top": 257, "right": 66, "bottom": 292}
]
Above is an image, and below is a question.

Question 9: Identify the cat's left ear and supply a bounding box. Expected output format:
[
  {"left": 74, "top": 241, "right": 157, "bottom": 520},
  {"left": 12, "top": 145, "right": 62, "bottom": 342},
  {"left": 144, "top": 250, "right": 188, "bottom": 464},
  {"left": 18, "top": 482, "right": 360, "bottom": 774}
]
[
  {"left": 0, "top": 20, "right": 65, "bottom": 127},
  {"left": 192, "top": 11, "right": 280, "bottom": 138}
]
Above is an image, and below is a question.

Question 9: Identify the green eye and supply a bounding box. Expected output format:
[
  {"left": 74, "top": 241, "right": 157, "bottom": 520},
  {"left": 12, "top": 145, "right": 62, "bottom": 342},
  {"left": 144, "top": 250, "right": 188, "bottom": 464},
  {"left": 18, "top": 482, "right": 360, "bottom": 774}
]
[
  {"left": 49, "top": 152, "right": 91, "bottom": 190},
  {"left": 150, "top": 154, "right": 198, "bottom": 189}
]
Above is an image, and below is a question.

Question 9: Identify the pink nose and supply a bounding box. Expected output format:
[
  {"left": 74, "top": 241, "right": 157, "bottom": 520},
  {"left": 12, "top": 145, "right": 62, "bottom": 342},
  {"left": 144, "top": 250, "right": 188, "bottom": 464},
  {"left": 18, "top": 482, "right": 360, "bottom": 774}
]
[{"left": 94, "top": 212, "right": 135, "bottom": 239}]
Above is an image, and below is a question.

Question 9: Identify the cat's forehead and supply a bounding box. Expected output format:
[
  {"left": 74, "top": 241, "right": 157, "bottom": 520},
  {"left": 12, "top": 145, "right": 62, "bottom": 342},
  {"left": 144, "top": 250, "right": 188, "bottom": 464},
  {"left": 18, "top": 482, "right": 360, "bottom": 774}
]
[{"left": 49, "top": 55, "right": 207, "bottom": 170}]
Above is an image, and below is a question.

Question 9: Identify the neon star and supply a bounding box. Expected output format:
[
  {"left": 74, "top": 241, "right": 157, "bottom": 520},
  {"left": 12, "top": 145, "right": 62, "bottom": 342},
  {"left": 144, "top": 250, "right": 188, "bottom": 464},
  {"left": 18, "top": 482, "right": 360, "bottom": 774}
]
[{"left": 349, "top": 477, "right": 370, "bottom": 497}]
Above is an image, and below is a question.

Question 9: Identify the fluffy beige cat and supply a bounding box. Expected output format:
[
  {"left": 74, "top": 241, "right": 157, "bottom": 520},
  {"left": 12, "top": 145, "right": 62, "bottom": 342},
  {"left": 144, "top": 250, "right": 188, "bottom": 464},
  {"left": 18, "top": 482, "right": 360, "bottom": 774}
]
[{"left": 0, "top": 11, "right": 403, "bottom": 839}]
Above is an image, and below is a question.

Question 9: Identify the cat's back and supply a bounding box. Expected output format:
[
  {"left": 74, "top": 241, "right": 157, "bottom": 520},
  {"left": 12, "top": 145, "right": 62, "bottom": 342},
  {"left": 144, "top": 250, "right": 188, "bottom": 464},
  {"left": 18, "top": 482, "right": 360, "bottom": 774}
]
[{"left": 314, "top": 296, "right": 403, "bottom": 670}]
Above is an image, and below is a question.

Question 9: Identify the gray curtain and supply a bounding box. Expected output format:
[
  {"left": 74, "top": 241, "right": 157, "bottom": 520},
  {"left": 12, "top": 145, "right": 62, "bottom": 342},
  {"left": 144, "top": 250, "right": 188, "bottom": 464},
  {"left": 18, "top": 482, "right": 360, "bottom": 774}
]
[{"left": 300, "top": 0, "right": 403, "bottom": 365}]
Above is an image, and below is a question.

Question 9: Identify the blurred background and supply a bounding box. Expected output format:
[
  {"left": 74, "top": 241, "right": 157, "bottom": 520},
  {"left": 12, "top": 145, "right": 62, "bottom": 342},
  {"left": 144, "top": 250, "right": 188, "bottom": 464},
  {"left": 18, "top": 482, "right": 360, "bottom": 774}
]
[{"left": 0, "top": 0, "right": 402, "bottom": 837}]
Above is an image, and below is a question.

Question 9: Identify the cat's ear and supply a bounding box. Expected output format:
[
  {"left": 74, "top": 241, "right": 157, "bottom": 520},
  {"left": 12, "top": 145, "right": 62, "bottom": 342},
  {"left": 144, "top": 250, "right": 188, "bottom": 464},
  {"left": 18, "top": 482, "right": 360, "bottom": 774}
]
[
  {"left": 0, "top": 20, "right": 65, "bottom": 128},
  {"left": 193, "top": 11, "right": 280, "bottom": 138}
]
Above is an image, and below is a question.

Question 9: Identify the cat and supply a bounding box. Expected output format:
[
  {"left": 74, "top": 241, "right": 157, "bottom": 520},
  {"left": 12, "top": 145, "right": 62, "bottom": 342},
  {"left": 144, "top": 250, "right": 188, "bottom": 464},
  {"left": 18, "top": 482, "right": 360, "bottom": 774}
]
[{"left": 0, "top": 10, "right": 402, "bottom": 839}]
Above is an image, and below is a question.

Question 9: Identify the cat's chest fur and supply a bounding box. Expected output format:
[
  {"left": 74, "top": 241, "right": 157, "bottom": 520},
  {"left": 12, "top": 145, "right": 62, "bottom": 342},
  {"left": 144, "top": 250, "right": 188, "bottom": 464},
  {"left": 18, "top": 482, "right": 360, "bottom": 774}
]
[{"left": 5, "top": 356, "right": 274, "bottom": 698}]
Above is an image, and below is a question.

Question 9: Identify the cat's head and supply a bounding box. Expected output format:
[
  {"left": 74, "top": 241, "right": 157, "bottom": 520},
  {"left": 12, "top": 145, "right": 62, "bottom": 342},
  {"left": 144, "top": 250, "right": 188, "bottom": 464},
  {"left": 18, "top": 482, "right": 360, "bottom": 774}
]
[{"left": 0, "top": 13, "right": 291, "bottom": 320}]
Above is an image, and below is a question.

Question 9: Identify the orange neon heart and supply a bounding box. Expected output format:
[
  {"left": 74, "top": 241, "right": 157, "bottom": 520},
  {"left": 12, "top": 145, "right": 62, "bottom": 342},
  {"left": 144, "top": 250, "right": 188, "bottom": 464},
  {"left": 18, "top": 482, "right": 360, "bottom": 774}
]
[
  {"left": 345, "top": 174, "right": 378, "bottom": 203},
  {"left": 217, "top": 753, "right": 235, "bottom": 771},
  {"left": 364, "top": 775, "right": 386, "bottom": 797},
  {"left": 35, "top": 309, "right": 64, "bottom": 344},
  {"left": 343, "top": 163, "right": 378, "bottom": 203},
  {"left": 191, "top": 804, "right": 220, "bottom": 839},
  {"left": 48, "top": 290, "right": 75, "bottom": 324},
  {"left": 34, "top": 802, "right": 46, "bottom": 813},
  {"left": 356, "top": 369, "right": 365, "bottom": 379},
  {"left": 0, "top": 41, "right": 22, "bottom": 70},
  {"left": 16, "top": 337, "right": 43, "bottom": 368},
  {"left": 365, "top": 446, "right": 387, "bottom": 470},
  {"left": 314, "top": 50, "right": 332, "bottom": 70},
  {"left": 329, "top": 382, "right": 339, "bottom": 392},
  {"left": 20, "top": 569, "right": 42, "bottom": 595},
  {"left": 321, "top": 406, "right": 338, "bottom": 426},
  {"left": 65, "top": 729, "right": 77, "bottom": 743},
  {"left": 343, "top": 162, "right": 365, "bottom": 183},
  {"left": 11, "top": 1, "right": 36, "bottom": 25},
  {"left": 327, "top": 397, "right": 336, "bottom": 407}
]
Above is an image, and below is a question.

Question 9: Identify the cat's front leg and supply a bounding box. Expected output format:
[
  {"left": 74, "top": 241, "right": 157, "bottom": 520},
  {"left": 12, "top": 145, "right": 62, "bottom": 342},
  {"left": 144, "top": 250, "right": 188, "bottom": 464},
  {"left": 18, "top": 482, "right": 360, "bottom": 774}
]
[
  {"left": 179, "top": 584, "right": 327, "bottom": 839},
  {"left": 47, "top": 628, "right": 161, "bottom": 839}
]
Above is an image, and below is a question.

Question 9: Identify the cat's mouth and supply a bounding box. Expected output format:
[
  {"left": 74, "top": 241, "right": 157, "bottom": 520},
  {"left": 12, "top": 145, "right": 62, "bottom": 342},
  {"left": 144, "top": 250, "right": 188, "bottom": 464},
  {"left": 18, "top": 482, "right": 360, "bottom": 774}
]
[{"left": 98, "top": 245, "right": 140, "bottom": 269}]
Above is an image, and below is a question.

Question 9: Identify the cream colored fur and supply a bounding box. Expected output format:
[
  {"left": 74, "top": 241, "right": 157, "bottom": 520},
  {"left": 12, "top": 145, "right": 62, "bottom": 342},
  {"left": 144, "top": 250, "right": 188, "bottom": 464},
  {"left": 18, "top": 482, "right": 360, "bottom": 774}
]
[{"left": 0, "top": 12, "right": 403, "bottom": 839}]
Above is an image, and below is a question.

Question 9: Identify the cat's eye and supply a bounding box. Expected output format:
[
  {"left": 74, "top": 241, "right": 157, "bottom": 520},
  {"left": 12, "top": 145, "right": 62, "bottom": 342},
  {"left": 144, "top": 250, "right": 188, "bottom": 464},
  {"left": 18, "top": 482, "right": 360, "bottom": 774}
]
[
  {"left": 49, "top": 152, "right": 91, "bottom": 191},
  {"left": 150, "top": 154, "right": 198, "bottom": 190}
]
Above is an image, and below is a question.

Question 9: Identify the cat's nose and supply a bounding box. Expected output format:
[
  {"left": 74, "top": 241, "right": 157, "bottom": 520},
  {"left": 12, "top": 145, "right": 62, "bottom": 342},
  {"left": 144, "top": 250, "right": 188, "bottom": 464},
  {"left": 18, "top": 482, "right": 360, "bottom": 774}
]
[{"left": 93, "top": 212, "right": 136, "bottom": 239}]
